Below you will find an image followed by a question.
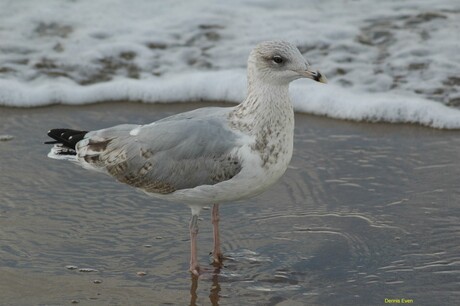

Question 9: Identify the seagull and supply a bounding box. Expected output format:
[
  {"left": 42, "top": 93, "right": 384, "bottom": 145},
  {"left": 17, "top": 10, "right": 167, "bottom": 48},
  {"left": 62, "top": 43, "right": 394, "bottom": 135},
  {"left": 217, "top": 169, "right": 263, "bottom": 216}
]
[{"left": 45, "top": 41, "right": 327, "bottom": 276}]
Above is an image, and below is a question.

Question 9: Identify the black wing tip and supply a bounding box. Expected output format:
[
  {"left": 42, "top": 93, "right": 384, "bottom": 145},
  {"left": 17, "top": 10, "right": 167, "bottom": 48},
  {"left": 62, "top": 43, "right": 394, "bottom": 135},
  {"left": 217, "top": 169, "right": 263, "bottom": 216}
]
[{"left": 45, "top": 128, "right": 88, "bottom": 150}]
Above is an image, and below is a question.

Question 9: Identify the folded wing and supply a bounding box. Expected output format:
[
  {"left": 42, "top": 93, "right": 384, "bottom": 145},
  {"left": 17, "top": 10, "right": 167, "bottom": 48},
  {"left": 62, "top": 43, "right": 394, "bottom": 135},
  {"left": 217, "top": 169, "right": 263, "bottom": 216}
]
[{"left": 75, "top": 107, "right": 243, "bottom": 194}]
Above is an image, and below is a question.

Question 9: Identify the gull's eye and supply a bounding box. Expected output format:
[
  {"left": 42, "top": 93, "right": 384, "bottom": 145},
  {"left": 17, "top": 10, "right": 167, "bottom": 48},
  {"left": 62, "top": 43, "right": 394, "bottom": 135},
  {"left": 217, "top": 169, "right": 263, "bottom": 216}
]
[{"left": 273, "top": 55, "right": 284, "bottom": 64}]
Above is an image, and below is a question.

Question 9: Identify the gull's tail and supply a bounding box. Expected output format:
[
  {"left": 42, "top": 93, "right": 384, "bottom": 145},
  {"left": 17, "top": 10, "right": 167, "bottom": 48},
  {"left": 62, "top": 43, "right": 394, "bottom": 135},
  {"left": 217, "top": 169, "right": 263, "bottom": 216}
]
[{"left": 45, "top": 129, "right": 88, "bottom": 160}]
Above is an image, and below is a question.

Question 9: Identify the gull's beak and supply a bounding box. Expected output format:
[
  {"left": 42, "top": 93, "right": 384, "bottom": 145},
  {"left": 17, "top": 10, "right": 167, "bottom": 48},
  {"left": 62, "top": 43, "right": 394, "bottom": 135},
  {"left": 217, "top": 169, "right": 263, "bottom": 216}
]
[{"left": 298, "top": 68, "right": 328, "bottom": 83}]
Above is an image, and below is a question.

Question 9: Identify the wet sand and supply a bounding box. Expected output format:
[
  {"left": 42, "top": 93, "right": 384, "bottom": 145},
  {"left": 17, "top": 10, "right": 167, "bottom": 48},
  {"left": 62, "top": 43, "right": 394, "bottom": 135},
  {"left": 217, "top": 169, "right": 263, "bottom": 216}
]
[{"left": 1, "top": 102, "right": 459, "bottom": 305}]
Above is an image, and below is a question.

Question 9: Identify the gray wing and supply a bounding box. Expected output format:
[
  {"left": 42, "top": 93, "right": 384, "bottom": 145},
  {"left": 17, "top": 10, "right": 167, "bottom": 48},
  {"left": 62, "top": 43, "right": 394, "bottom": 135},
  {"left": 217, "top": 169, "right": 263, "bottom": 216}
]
[{"left": 76, "top": 107, "right": 243, "bottom": 194}]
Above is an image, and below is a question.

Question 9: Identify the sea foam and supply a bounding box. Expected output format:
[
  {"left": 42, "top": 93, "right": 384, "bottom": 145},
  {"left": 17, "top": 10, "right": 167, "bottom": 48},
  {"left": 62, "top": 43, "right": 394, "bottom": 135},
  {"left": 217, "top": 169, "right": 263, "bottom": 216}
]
[{"left": 0, "top": 0, "right": 459, "bottom": 129}]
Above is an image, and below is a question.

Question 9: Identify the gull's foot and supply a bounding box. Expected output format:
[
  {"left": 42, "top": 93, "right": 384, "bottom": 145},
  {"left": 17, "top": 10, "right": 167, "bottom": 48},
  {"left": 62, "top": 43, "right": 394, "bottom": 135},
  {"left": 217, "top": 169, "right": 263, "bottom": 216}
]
[
  {"left": 189, "top": 264, "right": 201, "bottom": 276},
  {"left": 190, "top": 264, "right": 217, "bottom": 276},
  {"left": 210, "top": 252, "right": 225, "bottom": 266}
]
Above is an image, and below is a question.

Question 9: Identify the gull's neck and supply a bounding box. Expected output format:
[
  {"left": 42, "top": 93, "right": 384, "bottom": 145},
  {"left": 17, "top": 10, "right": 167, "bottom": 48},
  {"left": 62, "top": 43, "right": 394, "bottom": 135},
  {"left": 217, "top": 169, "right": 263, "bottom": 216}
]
[
  {"left": 229, "top": 74, "right": 295, "bottom": 170},
  {"left": 230, "top": 79, "right": 294, "bottom": 134}
]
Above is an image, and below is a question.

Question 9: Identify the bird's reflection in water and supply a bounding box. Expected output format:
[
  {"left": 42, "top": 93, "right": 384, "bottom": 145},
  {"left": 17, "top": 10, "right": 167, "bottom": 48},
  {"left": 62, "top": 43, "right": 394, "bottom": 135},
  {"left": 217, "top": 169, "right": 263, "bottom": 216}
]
[
  {"left": 209, "top": 268, "right": 221, "bottom": 305},
  {"left": 189, "top": 275, "right": 198, "bottom": 306},
  {"left": 189, "top": 266, "right": 222, "bottom": 306}
]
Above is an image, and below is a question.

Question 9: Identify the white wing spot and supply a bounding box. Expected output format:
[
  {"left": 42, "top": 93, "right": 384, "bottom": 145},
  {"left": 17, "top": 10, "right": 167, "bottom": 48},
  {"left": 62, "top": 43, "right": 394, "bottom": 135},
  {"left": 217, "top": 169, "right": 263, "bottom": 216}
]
[{"left": 130, "top": 127, "right": 140, "bottom": 136}]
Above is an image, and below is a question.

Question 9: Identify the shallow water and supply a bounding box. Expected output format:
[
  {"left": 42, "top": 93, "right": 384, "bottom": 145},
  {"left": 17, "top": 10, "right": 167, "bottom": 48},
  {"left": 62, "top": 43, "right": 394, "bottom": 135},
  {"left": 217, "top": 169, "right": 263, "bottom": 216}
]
[{"left": 0, "top": 102, "right": 459, "bottom": 305}]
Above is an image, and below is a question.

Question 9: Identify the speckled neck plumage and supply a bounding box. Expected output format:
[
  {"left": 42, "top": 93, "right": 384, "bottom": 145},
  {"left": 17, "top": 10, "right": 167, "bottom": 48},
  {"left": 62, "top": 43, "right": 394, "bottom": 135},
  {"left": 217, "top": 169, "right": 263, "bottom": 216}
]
[
  {"left": 229, "top": 81, "right": 295, "bottom": 168},
  {"left": 229, "top": 82, "right": 294, "bottom": 133}
]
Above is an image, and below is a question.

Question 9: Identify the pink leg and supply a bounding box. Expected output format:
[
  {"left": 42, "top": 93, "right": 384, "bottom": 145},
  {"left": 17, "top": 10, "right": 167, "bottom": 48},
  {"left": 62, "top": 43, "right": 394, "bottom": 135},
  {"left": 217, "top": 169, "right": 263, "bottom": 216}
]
[
  {"left": 189, "top": 214, "right": 200, "bottom": 276},
  {"left": 212, "top": 203, "right": 223, "bottom": 264}
]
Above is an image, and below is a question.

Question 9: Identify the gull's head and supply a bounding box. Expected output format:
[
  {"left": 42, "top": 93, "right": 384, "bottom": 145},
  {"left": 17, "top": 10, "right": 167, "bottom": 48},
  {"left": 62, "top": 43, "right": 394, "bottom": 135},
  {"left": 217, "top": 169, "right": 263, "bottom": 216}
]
[{"left": 248, "top": 40, "right": 327, "bottom": 86}]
